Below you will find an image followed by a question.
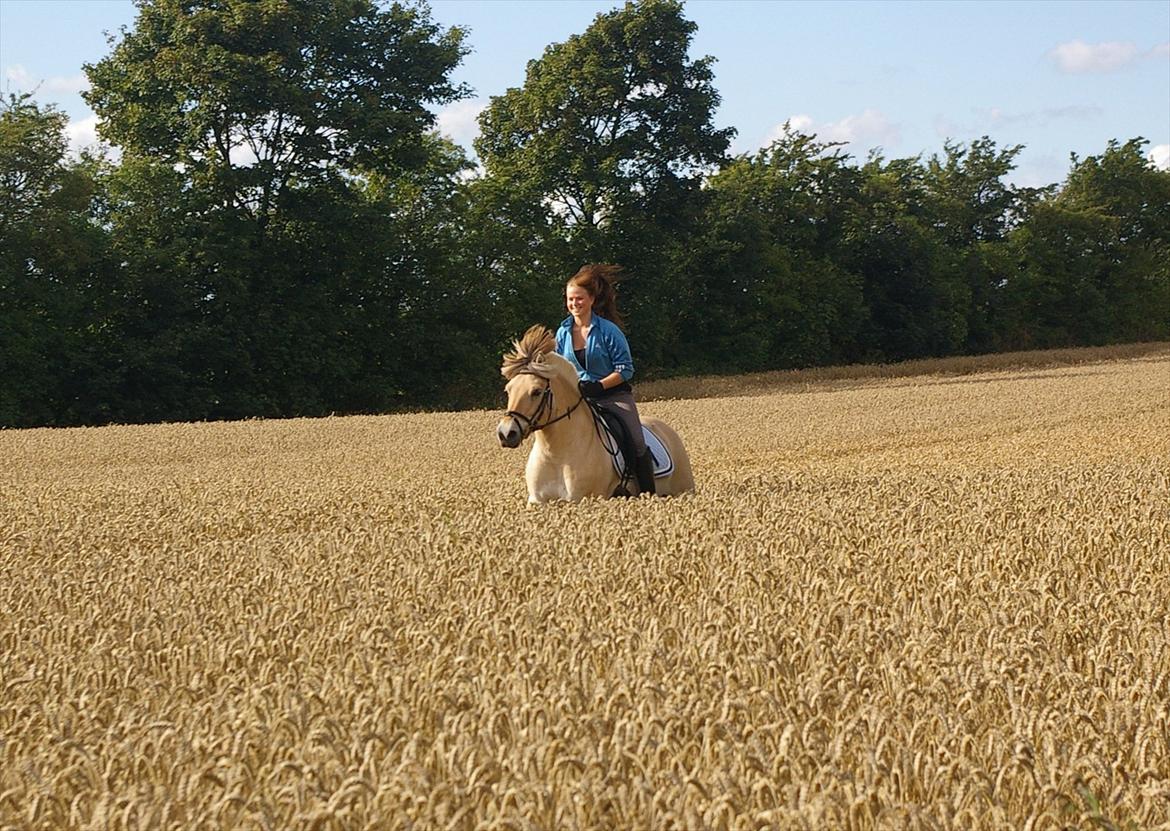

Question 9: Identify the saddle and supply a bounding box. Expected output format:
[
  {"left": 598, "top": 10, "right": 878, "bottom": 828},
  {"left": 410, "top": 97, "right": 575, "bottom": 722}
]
[{"left": 592, "top": 408, "right": 675, "bottom": 483}]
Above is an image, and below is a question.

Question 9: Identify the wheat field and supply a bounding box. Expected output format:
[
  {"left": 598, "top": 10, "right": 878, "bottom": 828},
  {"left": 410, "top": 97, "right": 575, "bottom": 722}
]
[{"left": 2, "top": 346, "right": 1168, "bottom": 830}]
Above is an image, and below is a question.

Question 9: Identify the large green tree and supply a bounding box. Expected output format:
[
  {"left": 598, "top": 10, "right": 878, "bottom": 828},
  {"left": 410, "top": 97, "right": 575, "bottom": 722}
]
[
  {"left": 82, "top": 0, "right": 474, "bottom": 420},
  {"left": 919, "top": 138, "right": 1048, "bottom": 353},
  {"left": 684, "top": 130, "right": 866, "bottom": 372},
  {"left": 86, "top": 0, "right": 467, "bottom": 223},
  {"left": 1004, "top": 139, "right": 1170, "bottom": 347},
  {"left": 0, "top": 95, "right": 113, "bottom": 427},
  {"left": 476, "top": 0, "right": 731, "bottom": 233},
  {"left": 474, "top": 0, "right": 734, "bottom": 367}
]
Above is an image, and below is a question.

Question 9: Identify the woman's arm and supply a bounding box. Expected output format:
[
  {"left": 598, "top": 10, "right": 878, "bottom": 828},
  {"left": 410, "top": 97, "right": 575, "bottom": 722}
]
[{"left": 603, "top": 325, "right": 635, "bottom": 381}]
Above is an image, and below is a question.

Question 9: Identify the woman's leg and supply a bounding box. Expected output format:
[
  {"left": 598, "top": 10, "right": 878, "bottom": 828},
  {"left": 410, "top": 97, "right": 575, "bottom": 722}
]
[
  {"left": 596, "top": 391, "right": 654, "bottom": 494},
  {"left": 596, "top": 392, "right": 647, "bottom": 455}
]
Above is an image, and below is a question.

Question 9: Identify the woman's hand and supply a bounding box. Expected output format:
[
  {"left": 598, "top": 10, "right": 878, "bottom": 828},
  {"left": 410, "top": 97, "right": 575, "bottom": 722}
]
[{"left": 578, "top": 379, "right": 605, "bottom": 398}]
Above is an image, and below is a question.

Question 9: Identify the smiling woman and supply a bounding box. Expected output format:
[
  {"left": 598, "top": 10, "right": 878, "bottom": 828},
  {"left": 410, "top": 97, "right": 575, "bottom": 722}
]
[{"left": 555, "top": 265, "right": 660, "bottom": 496}]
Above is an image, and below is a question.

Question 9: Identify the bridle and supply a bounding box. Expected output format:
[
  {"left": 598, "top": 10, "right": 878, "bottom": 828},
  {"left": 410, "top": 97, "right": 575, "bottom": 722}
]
[
  {"left": 502, "top": 373, "right": 635, "bottom": 492},
  {"left": 504, "top": 375, "right": 585, "bottom": 437}
]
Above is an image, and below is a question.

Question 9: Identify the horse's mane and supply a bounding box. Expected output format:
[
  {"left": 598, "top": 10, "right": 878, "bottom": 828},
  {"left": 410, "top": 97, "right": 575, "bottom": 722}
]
[{"left": 501, "top": 325, "right": 559, "bottom": 380}]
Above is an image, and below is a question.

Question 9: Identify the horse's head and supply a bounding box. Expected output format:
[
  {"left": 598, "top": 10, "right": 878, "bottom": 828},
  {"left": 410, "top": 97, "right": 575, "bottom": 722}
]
[{"left": 498, "top": 325, "right": 577, "bottom": 448}]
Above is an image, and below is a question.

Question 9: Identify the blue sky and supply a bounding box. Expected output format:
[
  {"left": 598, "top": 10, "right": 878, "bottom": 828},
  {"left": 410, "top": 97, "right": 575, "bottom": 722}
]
[{"left": 2, "top": 0, "right": 1167, "bottom": 186}]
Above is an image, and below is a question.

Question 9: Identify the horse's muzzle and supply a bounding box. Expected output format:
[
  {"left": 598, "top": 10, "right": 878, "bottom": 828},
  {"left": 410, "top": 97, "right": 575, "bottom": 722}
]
[{"left": 497, "top": 418, "right": 523, "bottom": 448}]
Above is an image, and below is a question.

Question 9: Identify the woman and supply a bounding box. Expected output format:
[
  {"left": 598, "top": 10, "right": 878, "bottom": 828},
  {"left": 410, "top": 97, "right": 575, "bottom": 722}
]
[{"left": 555, "top": 264, "right": 656, "bottom": 496}]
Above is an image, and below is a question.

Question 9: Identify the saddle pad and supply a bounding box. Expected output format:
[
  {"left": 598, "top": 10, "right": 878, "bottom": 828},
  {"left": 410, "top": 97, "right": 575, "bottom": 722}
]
[{"left": 600, "top": 424, "right": 675, "bottom": 479}]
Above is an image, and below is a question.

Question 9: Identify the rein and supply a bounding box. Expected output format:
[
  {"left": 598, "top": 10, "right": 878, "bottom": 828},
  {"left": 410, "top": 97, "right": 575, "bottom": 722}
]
[
  {"left": 503, "top": 372, "right": 635, "bottom": 495},
  {"left": 504, "top": 376, "right": 585, "bottom": 436},
  {"left": 583, "top": 397, "right": 636, "bottom": 494}
]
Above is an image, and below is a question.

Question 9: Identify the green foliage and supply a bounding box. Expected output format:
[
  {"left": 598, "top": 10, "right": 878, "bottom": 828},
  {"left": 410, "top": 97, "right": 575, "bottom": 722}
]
[
  {"left": 476, "top": 0, "right": 731, "bottom": 231},
  {"left": 0, "top": 95, "right": 113, "bottom": 426},
  {"left": 687, "top": 131, "right": 866, "bottom": 371},
  {"left": 85, "top": 0, "right": 468, "bottom": 217},
  {"left": 474, "top": 0, "right": 734, "bottom": 370},
  {"left": 45, "top": 0, "right": 482, "bottom": 425},
  {"left": 3, "top": 2, "right": 1167, "bottom": 427},
  {"left": 1006, "top": 139, "right": 1170, "bottom": 348}
]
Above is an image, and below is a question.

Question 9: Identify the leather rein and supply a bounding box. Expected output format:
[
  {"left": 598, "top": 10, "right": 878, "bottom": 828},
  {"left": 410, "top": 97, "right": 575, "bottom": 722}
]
[{"left": 503, "top": 374, "right": 634, "bottom": 493}]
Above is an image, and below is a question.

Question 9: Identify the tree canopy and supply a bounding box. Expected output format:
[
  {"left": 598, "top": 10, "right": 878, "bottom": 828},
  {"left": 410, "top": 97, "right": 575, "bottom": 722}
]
[
  {"left": 2, "top": 0, "right": 1167, "bottom": 428},
  {"left": 86, "top": 0, "right": 468, "bottom": 218},
  {"left": 477, "top": 0, "right": 731, "bottom": 231}
]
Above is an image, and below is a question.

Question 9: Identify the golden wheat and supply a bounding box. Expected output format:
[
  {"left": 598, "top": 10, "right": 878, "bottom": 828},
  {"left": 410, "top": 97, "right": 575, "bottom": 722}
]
[{"left": 2, "top": 347, "right": 1168, "bottom": 830}]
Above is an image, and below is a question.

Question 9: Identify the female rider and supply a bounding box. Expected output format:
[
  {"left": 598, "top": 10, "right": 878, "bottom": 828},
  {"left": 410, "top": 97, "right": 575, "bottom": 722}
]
[{"left": 555, "top": 264, "right": 655, "bottom": 496}]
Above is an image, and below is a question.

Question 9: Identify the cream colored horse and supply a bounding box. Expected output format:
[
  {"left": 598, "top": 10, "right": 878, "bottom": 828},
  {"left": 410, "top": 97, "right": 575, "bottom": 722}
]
[{"left": 497, "top": 326, "right": 694, "bottom": 503}]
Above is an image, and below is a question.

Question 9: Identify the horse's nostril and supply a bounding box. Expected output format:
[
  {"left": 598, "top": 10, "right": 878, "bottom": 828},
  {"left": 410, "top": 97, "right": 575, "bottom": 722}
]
[{"left": 498, "top": 421, "right": 520, "bottom": 448}]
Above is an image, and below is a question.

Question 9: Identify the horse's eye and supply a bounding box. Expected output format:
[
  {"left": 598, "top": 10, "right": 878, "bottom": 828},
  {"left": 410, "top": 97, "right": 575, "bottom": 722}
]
[{"left": 530, "top": 389, "right": 541, "bottom": 397}]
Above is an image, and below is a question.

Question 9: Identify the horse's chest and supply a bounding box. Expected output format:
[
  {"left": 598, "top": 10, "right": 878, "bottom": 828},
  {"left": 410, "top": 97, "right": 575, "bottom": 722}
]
[{"left": 527, "top": 451, "right": 610, "bottom": 502}]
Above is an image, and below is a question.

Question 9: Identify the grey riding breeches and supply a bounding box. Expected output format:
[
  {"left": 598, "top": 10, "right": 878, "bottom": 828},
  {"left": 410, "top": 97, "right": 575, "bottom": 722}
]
[{"left": 593, "top": 389, "right": 647, "bottom": 457}]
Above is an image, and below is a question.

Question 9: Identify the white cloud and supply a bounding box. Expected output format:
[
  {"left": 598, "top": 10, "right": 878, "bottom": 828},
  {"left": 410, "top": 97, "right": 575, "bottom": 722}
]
[
  {"left": 787, "top": 114, "right": 815, "bottom": 134},
  {"left": 1039, "top": 105, "right": 1102, "bottom": 122},
  {"left": 932, "top": 114, "right": 961, "bottom": 140},
  {"left": 5, "top": 64, "right": 89, "bottom": 95},
  {"left": 1150, "top": 144, "right": 1170, "bottom": 171},
  {"left": 759, "top": 110, "right": 899, "bottom": 154},
  {"left": 229, "top": 142, "right": 258, "bottom": 167},
  {"left": 65, "top": 115, "right": 101, "bottom": 155},
  {"left": 983, "top": 105, "right": 1103, "bottom": 128},
  {"left": 1004, "top": 155, "right": 1068, "bottom": 189},
  {"left": 820, "top": 109, "right": 901, "bottom": 148},
  {"left": 435, "top": 99, "right": 486, "bottom": 150},
  {"left": 759, "top": 115, "right": 812, "bottom": 148},
  {"left": 45, "top": 73, "right": 89, "bottom": 95},
  {"left": 935, "top": 105, "right": 1102, "bottom": 140},
  {"left": 1048, "top": 40, "right": 1140, "bottom": 73},
  {"left": 5, "top": 64, "right": 33, "bottom": 87}
]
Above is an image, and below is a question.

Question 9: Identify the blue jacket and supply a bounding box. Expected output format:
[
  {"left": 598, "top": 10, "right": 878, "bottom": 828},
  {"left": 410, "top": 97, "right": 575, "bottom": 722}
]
[{"left": 556, "top": 314, "right": 635, "bottom": 383}]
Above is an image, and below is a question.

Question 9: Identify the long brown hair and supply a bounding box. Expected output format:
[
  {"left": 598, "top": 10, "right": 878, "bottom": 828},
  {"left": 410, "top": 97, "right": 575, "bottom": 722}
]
[{"left": 567, "top": 264, "right": 625, "bottom": 330}]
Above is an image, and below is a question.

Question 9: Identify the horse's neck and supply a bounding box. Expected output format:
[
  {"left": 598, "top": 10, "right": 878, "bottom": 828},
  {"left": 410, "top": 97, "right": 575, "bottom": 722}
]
[{"left": 533, "top": 383, "right": 601, "bottom": 459}]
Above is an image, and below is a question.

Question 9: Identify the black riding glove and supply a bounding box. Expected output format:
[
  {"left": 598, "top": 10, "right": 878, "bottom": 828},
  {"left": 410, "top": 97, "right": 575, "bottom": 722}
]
[{"left": 578, "top": 379, "right": 605, "bottom": 398}]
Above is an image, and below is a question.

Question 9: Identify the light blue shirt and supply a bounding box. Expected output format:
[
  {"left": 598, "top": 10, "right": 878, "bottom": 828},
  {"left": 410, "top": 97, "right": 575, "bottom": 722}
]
[{"left": 555, "top": 314, "right": 635, "bottom": 383}]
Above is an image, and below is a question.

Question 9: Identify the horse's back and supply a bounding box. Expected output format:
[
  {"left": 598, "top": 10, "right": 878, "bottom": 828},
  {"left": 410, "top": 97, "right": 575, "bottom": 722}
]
[{"left": 643, "top": 416, "right": 694, "bottom": 495}]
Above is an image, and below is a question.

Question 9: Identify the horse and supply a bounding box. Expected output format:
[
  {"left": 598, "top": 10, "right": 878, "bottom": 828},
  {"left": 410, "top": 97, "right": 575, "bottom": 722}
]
[{"left": 496, "top": 325, "right": 695, "bottom": 503}]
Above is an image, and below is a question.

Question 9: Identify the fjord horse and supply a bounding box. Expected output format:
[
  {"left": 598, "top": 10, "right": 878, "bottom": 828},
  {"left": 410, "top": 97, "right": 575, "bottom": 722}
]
[{"left": 497, "top": 326, "right": 694, "bottom": 503}]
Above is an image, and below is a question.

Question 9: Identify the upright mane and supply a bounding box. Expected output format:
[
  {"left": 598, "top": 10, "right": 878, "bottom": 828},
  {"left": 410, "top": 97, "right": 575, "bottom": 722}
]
[{"left": 501, "top": 325, "right": 558, "bottom": 380}]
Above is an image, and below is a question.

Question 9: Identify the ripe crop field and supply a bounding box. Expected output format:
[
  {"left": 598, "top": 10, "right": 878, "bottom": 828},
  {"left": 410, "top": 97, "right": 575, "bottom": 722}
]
[{"left": 2, "top": 346, "right": 1168, "bottom": 830}]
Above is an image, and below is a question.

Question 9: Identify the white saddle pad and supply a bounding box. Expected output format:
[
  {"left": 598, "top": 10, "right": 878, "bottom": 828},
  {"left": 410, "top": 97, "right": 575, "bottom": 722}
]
[{"left": 600, "top": 424, "right": 675, "bottom": 479}]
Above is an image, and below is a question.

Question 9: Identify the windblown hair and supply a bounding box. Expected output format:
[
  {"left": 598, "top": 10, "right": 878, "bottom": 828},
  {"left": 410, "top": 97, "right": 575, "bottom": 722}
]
[
  {"left": 501, "top": 325, "right": 558, "bottom": 380},
  {"left": 568, "top": 264, "right": 625, "bottom": 329}
]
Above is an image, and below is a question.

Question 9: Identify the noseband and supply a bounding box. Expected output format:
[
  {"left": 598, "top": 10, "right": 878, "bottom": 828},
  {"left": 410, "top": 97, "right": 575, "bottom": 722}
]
[{"left": 504, "top": 376, "right": 585, "bottom": 437}]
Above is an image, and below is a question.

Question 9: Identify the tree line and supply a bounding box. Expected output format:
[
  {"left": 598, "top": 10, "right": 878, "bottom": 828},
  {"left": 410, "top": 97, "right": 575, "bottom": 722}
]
[{"left": 3, "top": 0, "right": 1167, "bottom": 428}]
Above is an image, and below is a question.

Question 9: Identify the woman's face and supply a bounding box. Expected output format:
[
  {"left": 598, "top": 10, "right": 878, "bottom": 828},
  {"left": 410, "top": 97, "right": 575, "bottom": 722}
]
[{"left": 566, "top": 284, "right": 594, "bottom": 319}]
